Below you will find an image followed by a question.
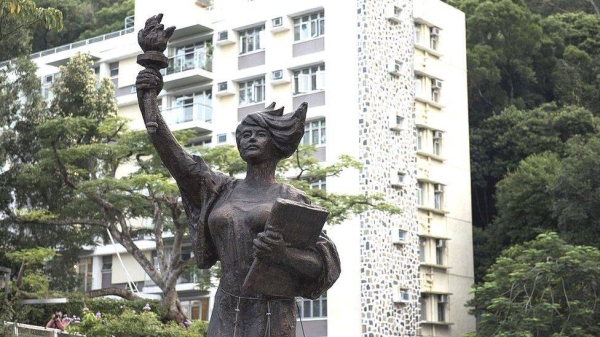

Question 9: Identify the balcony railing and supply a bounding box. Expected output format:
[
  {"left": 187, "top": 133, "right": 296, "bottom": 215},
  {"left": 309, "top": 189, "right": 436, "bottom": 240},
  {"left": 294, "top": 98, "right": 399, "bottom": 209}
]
[
  {"left": 161, "top": 103, "right": 212, "bottom": 126},
  {"left": 163, "top": 51, "right": 213, "bottom": 76},
  {"left": 0, "top": 18, "right": 135, "bottom": 68}
]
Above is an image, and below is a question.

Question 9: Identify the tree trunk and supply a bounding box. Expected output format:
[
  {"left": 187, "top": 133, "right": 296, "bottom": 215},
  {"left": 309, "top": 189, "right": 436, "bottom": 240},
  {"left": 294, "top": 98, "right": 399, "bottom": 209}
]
[{"left": 162, "top": 286, "right": 187, "bottom": 324}]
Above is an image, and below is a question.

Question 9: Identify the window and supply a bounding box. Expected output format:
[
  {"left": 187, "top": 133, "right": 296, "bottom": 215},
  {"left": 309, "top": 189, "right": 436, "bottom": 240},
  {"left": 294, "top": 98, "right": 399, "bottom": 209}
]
[
  {"left": 217, "top": 134, "right": 227, "bottom": 143},
  {"left": 297, "top": 293, "right": 327, "bottom": 319},
  {"left": 239, "top": 78, "right": 265, "bottom": 105},
  {"left": 414, "top": 23, "right": 423, "bottom": 44},
  {"left": 310, "top": 179, "right": 326, "bottom": 190},
  {"left": 417, "top": 128, "right": 425, "bottom": 150},
  {"left": 419, "top": 238, "right": 426, "bottom": 262},
  {"left": 430, "top": 27, "right": 440, "bottom": 50},
  {"left": 109, "top": 62, "right": 119, "bottom": 87},
  {"left": 417, "top": 181, "right": 424, "bottom": 205},
  {"left": 294, "top": 11, "right": 324, "bottom": 41},
  {"left": 437, "top": 295, "right": 447, "bottom": 322},
  {"left": 239, "top": 26, "right": 264, "bottom": 54},
  {"left": 414, "top": 75, "right": 423, "bottom": 98},
  {"left": 180, "top": 298, "right": 210, "bottom": 321},
  {"left": 303, "top": 119, "right": 326, "bottom": 146},
  {"left": 434, "top": 184, "right": 444, "bottom": 210},
  {"left": 170, "top": 90, "right": 213, "bottom": 124},
  {"left": 420, "top": 295, "right": 428, "bottom": 321},
  {"left": 293, "top": 64, "right": 325, "bottom": 94},
  {"left": 171, "top": 41, "right": 212, "bottom": 73},
  {"left": 77, "top": 257, "right": 93, "bottom": 292},
  {"left": 436, "top": 243, "right": 444, "bottom": 265},
  {"left": 431, "top": 79, "right": 442, "bottom": 102},
  {"left": 433, "top": 131, "right": 442, "bottom": 156},
  {"left": 418, "top": 129, "right": 443, "bottom": 156},
  {"left": 102, "top": 256, "right": 112, "bottom": 271}
]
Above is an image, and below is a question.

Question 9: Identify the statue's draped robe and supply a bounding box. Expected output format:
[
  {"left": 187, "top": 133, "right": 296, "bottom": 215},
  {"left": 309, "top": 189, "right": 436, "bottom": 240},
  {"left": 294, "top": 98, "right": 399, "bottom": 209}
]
[{"left": 180, "top": 155, "right": 341, "bottom": 337}]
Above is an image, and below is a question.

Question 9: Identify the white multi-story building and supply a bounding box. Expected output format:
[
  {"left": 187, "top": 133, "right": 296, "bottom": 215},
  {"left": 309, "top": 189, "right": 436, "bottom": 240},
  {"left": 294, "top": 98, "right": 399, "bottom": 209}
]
[{"left": 28, "top": 0, "right": 474, "bottom": 335}]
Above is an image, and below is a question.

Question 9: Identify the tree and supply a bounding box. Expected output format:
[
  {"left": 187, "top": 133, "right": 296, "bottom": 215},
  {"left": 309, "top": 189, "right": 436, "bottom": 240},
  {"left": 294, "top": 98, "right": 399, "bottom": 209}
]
[
  {"left": 77, "top": 0, "right": 134, "bottom": 39},
  {"left": 29, "top": 0, "right": 133, "bottom": 53},
  {"left": 0, "top": 0, "right": 62, "bottom": 60},
  {"left": 467, "top": 232, "right": 600, "bottom": 337},
  {"left": 476, "top": 134, "right": 600, "bottom": 281},
  {"left": 461, "top": 0, "right": 546, "bottom": 126},
  {"left": 3, "top": 53, "right": 398, "bottom": 323},
  {"left": 0, "top": 56, "right": 96, "bottom": 291},
  {"left": 470, "top": 103, "right": 597, "bottom": 229}
]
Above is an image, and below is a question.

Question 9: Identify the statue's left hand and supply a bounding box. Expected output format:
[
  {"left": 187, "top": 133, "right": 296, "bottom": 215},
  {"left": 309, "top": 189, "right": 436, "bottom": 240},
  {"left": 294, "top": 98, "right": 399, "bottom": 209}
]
[
  {"left": 138, "top": 14, "right": 176, "bottom": 53},
  {"left": 253, "top": 230, "right": 289, "bottom": 263}
]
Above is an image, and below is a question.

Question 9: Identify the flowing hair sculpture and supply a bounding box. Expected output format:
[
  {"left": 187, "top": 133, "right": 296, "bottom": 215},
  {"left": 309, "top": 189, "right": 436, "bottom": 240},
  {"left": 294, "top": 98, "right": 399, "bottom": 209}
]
[{"left": 236, "top": 102, "right": 308, "bottom": 159}]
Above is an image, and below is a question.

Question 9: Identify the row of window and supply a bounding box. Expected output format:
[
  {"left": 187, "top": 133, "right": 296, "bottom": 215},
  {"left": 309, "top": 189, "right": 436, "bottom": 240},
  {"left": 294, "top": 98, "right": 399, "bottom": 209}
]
[
  {"left": 213, "top": 117, "right": 326, "bottom": 147},
  {"left": 418, "top": 181, "right": 445, "bottom": 211},
  {"left": 420, "top": 237, "right": 447, "bottom": 266},
  {"left": 417, "top": 128, "right": 443, "bottom": 157},
  {"left": 234, "top": 64, "right": 325, "bottom": 106},
  {"left": 420, "top": 294, "right": 449, "bottom": 323},
  {"left": 223, "top": 11, "right": 325, "bottom": 55},
  {"left": 415, "top": 75, "right": 443, "bottom": 103},
  {"left": 414, "top": 23, "right": 441, "bottom": 52}
]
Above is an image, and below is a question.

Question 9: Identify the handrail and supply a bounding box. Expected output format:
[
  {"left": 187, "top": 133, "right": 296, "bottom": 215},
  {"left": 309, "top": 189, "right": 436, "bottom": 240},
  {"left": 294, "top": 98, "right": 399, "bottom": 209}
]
[
  {"left": 163, "top": 50, "right": 213, "bottom": 75},
  {"left": 0, "top": 18, "right": 136, "bottom": 68},
  {"left": 161, "top": 102, "right": 213, "bottom": 125}
]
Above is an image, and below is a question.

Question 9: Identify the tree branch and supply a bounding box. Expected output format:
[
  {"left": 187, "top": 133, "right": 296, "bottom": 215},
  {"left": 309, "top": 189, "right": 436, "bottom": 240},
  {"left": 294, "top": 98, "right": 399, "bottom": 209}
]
[
  {"left": 85, "top": 287, "right": 142, "bottom": 301},
  {"left": 17, "top": 217, "right": 109, "bottom": 228}
]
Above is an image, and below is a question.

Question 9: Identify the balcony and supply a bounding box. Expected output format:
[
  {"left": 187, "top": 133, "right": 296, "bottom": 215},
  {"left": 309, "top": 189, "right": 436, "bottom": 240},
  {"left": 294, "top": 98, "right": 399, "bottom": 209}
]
[
  {"left": 161, "top": 102, "right": 213, "bottom": 132},
  {"left": 161, "top": 51, "right": 213, "bottom": 90}
]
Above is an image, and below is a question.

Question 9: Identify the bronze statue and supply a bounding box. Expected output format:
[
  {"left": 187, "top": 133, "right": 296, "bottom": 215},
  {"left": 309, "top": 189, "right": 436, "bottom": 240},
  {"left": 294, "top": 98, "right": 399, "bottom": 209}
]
[{"left": 136, "top": 15, "right": 340, "bottom": 337}]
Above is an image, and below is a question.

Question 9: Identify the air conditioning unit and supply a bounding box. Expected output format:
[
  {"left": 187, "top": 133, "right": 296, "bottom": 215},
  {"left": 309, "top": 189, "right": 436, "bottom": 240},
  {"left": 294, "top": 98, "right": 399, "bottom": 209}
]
[
  {"left": 391, "top": 171, "right": 406, "bottom": 187},
  {"left": 390, "top": 115, "right": 404, "bottom": 131},
  {"left": 388, "top": 59, "right": 402, "bottom": 77},
  {"left": 215, "top": 30, "right": 235, "bottom": 46},
  {"left": 434, "top": 183, "right": 444, "bottom": 193},
  {"left": 432, "top": 79, "right": 443, "bottom": 89},
  {"left": 393, "top": 287, "right": 410, "bottom": 303},
  {"left": 436, "top": 239, "right": 447, "bottom": 248},
  {"left": 270, "top": 16, "right": 291, "bottom": 33},
  {"left": 272, "top": 70, "right": 283, "bottom": 80},
  {"left": 215, "top": 80, "right": 235, "bottom": 97},
  {"left": 439, "top": 294, "right": 449, "bottom": 303},
  {"left": 433, "top": 130, "right": 443, "bottom": 139},
  {"left": 195, "top": 0, "right": 213, "bottom": 7},
  {"left": 430, "top": 27, "right": 441, "bottom": 36},
  {"left": 392, "top": 228, "right": 408, "bottom": 245},
  {"left": 270, "top": 69, "right": 290, "bottom": 85},
  {"left": 386, "top": 4, "right": 402, "bottom": 23}
]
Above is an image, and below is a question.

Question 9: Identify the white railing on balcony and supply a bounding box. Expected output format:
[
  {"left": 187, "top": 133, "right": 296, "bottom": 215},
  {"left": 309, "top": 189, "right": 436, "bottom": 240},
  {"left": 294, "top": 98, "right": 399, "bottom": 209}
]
[
  {"left": 161, "top": 103, "right": 212, "bottom": 126},
  {"left": 3, "top": 322, "right": 83, "bottom": 336},
  {"left": 162, "top": 51, "right": 213, "bottom": 76}
]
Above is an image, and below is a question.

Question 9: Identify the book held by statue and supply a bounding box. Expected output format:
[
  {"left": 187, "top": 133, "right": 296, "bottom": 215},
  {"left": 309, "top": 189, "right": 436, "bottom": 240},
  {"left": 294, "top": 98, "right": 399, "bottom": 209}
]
[{"left": 243, "top": 198, "right": 329, "bottom": 297}]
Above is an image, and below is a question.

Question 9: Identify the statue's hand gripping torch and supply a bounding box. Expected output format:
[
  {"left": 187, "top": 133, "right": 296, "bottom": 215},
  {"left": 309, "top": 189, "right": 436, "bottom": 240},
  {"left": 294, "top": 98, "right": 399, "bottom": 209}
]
[{"left": 136, "top": 14, "right": 175, "bottom": 134}]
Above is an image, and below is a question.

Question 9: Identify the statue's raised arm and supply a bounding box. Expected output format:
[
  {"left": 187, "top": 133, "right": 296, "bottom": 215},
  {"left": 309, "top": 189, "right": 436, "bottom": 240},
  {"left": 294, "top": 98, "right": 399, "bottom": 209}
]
[{"left": 135, "top": 15, "right": 213, "bottom": 198}]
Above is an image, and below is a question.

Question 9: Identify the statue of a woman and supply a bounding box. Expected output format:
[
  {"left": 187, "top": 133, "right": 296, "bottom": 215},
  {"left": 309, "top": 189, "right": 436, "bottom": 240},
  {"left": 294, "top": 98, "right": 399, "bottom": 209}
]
[{"left": 136, "top": 15, "right": 340, "bottom": 337}]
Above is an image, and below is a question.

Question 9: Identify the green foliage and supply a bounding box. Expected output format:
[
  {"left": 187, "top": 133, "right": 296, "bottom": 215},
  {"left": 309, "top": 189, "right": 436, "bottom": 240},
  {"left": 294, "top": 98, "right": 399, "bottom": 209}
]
[
  {"left": 468, "top": 233, "right": 600, "bottom": 336},
  {"left": 67, "top": 309, "right": 207, "bottom": 337},
  {"left": 470, "top": 104, "right": 597, "bottom": 230},
  {"left": 29, "top": 0, "right": 133, "bottom": 53},
  {"left": 477, "top": 135, "right": 600, "bottom": 281},
  {"left": 77, "top": 0, "right": 134, "bottom": 39}
]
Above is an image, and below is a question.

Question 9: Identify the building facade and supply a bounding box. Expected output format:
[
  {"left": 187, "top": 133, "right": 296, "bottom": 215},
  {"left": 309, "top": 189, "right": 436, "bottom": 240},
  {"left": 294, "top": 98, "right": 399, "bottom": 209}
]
[{"left": 28, "top": 0, "right": 474, "bottom": 335}]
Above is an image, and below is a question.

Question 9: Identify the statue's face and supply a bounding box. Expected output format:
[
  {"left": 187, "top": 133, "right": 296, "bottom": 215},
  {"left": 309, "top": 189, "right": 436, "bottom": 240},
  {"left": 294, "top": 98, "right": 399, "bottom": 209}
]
[{"left": 238, "top": 125, "right": 278, "bottom": 164}]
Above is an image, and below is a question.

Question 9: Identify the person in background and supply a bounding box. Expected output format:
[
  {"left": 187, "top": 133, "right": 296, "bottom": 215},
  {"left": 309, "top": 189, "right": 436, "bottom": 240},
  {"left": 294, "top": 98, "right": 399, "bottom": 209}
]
[{"left": 46, "top": 310, "right": 69, "bottom": 330}]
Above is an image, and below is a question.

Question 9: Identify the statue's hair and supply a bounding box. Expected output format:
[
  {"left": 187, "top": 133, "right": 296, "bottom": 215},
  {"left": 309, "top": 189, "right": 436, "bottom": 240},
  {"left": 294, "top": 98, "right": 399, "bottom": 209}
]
[{"left": 236, "top": 102, "right": 308, "bottom": 159}]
